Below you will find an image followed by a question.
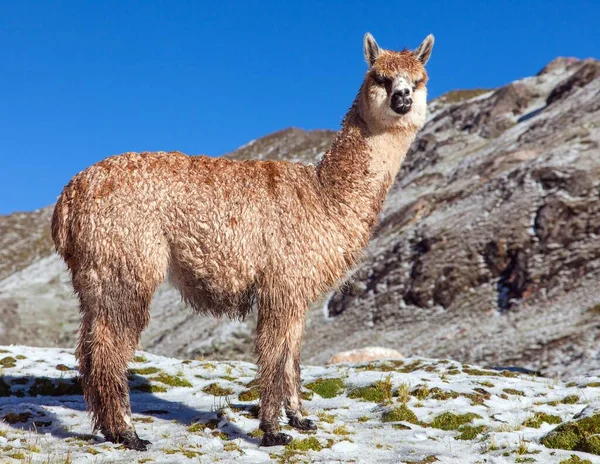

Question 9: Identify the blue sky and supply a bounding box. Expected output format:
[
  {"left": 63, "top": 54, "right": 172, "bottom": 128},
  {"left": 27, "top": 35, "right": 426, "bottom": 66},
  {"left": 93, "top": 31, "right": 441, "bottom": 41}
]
[{"left": 0, "top": 1, "right": 597, "bottom": 214}]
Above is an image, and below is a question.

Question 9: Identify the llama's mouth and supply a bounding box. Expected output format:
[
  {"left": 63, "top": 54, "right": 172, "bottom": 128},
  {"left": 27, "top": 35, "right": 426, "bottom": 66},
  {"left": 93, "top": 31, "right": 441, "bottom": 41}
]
[{"left": 391, "top": 103, "right": 411, "bottom": 115}]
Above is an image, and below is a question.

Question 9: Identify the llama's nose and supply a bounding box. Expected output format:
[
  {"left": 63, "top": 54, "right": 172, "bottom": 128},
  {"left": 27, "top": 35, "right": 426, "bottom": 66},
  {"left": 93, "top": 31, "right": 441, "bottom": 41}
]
[
  {"left": 391, "top": 89, "right": 412, "bottom": 114},
  {"left": 395, "top": 88, "right": 410, "bottom": 98}
]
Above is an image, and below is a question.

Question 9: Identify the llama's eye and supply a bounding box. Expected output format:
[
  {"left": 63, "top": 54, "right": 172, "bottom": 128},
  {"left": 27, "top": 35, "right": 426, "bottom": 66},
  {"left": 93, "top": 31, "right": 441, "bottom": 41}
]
[
  {"left": 372, "top": 73, "right": 389, "bottom": 86},
  {"left": 412, "top": 78, "right": 424, "bottom": 90}
]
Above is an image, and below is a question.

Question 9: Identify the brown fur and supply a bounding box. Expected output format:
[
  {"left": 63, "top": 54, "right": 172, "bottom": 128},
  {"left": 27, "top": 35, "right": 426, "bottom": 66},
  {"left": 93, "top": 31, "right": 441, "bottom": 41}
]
[{"left": 51, "top": 34, "right": 433, "bottom": 447}]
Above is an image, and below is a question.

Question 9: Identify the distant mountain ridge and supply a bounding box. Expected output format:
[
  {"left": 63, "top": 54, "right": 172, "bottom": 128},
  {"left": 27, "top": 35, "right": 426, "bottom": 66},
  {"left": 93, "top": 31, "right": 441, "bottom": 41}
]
[{"left": 1, "top": 56, "right": 599, "bottom": 377}]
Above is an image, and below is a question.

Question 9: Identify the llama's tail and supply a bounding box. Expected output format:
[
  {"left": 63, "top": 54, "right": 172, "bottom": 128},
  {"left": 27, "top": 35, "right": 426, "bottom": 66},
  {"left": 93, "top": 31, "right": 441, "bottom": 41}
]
[{"left": 51, "top": 182, "right": 73, "bottom": 260}]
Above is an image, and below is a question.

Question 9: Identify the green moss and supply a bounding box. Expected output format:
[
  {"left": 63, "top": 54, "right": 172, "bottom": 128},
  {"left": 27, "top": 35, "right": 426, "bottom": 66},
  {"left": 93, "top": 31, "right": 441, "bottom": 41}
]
[
  {"left": 0, "top": 357, "right": 17, "bottom": 368},
  {"left": 586, "top": 382, "right": 600, "bottom": 387},
  {"left": 456, "top": 424, "right": 486, "bottom": 440},
  {"left": 238, "top": 387, "right": 260, "bottom": 401},
  {"left": 15, "top": 355, "right": 26, "bottom": 360},
  {"left": 411, "top": 385, "right": 429, "bottom": 400},
  {"left": 357, "top": 416, "right": 370, "bottom": 423},
  {"left": 130, "top": 367, "right": 161, "bottom": 375},
  {"left": 462, "top": 367, "right": 516, "bottom": 377},
  {"left": 403, "top": 456, "right": 439, "bottom": 464},
  {"left": 211, "top": 431, "right": 229, "bottom": 440},
  {"left": 133, "top": 355, "right": 148, "bottom": 363},
  {"left": 3, "top": 412, "right": 32, "bottom": 424},
  {"left": 223, "top": 442, "right": 240, "bottom": 452},
  {"left": 202, "top": 383, "right": 233, "bottom": 396},
  {"left": 305, "top": 378, "right": 345, "bottom": 399},
  {"left": 381, "top": 405, "right": 419, "bottom": 424},
  {"left": 559, "top": 456, "right": 593, "bottom": 464},
  {"left": 7, "top": 453, "right": 26, "bottom": 460},
  {"left": 515, "top": 458, "right": 536, "bottom": 463},
  {"left": 399, "top": 361, "right": 423, "bottom": 373},
  {"left": 28, "top": 378, "right": 82, "bottom": 396},
  {"left": 541, "top": 412, "right": 600, "bottom": 454},
  {"left": 187, "top": 422, "right": 204, "bottom": 433},
  {"left": 348, "top": 379, "right": 393, "bottom": 403},
  {"left": 357, "top": 360, "right": 404, "bottom": 372},
  {"left": 132, "top": 384, "right": 168, "bottom": 393},
  {"left": 86, "top": 447, "right": 100, "bottom": 455},
  {"left": 317, "top": 412, "right": 335, "bottom": 424},
  {"left": 55, "top": 364, "right": 70, "bottom": 371},
  {"left": 203, "top": 418, "right": 220, "bottom": 430},
  {"left": 248, "top": 428, "right": 264, "bottom": 438},
  {"left": 333, "top": 425, "right": 353, "bottom": 435},
  {"left": 301, "top": 390, "right": 314, "bottom": 401},
  {"left": 286, "top": 436, "right": 322, "bottom": 452},
  {"left": 133, "top": 417, "right": 153, "bottom": 423},
  {"left": 138, "top": 458, "right": 155, "bottom": 463},
  {"left": 392, "top": 423, "right": 411, "bottom": 430},
  {"left": 561, "top": 395, "right": 580, "bottom": 404},
  {"left": 523, "top": 412, "right": 562, "bottom": 428},
  {"left": 503, "top": 388, "right": 525, "bottom": 396},
  {"left": 429, "top": 412, "right": 481, "bottom": 431},
  {"left": 478, "top": 381, "right": 495, "bottom": 388},
  {"left": 152, "top": 373, "right": 192, "bottom": 387}
]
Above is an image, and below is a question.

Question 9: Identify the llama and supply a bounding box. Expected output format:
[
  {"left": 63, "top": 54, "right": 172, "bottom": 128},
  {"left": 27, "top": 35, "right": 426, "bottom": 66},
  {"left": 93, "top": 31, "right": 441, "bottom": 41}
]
[{"left": 51, "top": 32, "right": 434, "bottom": 449}]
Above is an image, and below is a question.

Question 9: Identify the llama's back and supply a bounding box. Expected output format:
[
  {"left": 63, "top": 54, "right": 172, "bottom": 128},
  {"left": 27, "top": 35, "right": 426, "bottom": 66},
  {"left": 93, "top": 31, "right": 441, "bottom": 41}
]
[{"left": 50, "top": 151, "right": 187, "bottom": 272}]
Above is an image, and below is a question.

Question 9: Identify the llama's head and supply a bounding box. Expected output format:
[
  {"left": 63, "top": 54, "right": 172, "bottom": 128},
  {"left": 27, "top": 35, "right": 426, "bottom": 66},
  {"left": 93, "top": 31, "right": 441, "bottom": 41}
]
[{"left": 360, "top": 33, "right": 434, "bottom": 131}]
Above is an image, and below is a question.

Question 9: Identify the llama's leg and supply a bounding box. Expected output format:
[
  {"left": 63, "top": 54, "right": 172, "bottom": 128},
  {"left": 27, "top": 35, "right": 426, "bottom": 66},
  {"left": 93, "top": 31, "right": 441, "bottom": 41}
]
[
  {"left": 285, "top": 342, "right": 316, "bottom": 432},
  {"left": 74, "top": 270, "right": 158, "bottom": 451},
  {"left": 256, "top": 296, "right": 313, "bottom": 446}
]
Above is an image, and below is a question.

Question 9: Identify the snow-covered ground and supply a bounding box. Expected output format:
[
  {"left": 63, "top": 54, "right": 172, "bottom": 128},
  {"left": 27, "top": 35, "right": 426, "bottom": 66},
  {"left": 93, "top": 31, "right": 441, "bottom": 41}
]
[{"left": 1, "top": 346, "right": 600, "bottom": 463}]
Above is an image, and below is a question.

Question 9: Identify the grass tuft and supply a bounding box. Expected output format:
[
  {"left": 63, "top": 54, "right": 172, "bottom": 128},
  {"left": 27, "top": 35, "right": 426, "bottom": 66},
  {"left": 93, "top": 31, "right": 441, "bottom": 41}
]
[{"left": 348, "top": 378, "right": 393, "bottom": 403}]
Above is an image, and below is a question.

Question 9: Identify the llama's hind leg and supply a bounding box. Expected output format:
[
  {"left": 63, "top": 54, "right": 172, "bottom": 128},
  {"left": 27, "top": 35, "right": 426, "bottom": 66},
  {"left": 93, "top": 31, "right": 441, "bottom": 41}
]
[{"left": 75, "top": 273, "right": 158, "bottom": 450}]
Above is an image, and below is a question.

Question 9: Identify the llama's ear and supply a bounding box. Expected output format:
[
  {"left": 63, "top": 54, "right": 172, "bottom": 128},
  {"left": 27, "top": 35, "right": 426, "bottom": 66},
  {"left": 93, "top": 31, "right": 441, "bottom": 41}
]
[
  {"left": 363, "top": 33, "right": 381, "bottom": 68},
  {"left": 415, "top": 34, "right": 435, "bottom": 65}
]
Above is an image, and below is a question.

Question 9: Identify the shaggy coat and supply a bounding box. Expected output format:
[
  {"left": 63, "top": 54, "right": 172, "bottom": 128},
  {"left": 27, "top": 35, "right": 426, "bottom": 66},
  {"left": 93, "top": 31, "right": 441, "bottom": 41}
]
[{"left": 52, "top": 33, "right": 434, "bottom": 449}]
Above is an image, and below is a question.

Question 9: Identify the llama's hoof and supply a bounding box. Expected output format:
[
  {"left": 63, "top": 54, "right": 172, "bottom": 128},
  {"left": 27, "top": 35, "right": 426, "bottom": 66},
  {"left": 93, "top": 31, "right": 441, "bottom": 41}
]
[
  {"left": 260, "top": 432, "right": 293, "bottom": 447},
  {"left": 121, "top": 432, "right": 151, "bottom": 451},
  {"left": 289, "top": 416, "right": 317, "bottom": 431},
  {"left": 105, "top": 430, "right": 151, "bottom": 451}
]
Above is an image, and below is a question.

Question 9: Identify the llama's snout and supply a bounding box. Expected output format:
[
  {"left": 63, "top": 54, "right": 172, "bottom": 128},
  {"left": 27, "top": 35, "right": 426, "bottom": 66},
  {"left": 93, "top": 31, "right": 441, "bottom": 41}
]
[{"left": 391, "top": 88, "right": 412, "bottom": 114}]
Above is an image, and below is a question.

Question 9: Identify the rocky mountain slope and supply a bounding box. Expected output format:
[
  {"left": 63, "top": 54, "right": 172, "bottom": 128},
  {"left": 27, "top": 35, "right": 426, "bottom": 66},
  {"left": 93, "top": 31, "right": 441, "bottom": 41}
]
[
  {"left": 2, "top": 346, "right": 600, "bottom": 463},
  {"left": 0, "top": 57, "right": 598, "bottom": 378},
  {"left": 310, "top": 57, "right": 600, "bottom": 378}
]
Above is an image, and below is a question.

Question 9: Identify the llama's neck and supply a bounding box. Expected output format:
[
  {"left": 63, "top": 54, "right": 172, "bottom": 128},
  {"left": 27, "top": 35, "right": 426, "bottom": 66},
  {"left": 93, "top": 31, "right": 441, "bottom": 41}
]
[{"left": 316, "top": 97, "right": 417, "bottom": 233}]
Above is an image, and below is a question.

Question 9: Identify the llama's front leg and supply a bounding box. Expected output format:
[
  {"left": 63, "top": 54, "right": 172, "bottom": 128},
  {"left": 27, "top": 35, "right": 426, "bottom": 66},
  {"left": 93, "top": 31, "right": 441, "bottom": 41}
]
[
  {"left": 256, "top": 300, "right": 312, "bottom": 446},
  {"left": 284, "top": 335, "right": 316, "bottom": 432}
]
